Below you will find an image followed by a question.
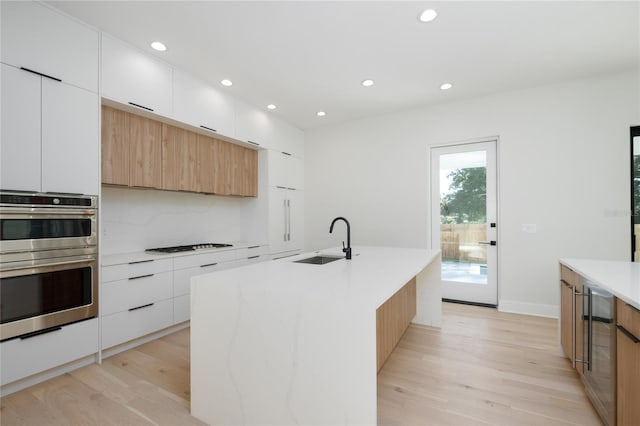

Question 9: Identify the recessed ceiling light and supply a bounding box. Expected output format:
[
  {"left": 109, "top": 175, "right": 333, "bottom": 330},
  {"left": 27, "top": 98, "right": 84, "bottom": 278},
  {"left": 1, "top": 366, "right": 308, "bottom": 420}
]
[
  {"left": 440, "top": 82, "right": 453, "bottom": 90},
  {"left": 267, "top": 104, "right": 276, "bottom": 110},
  {"left": 419, "top": 9, "right": 437, "bottom": 23},
  {"left": 150, "top": 41, "right": 167, "bottom": 51},
  {"left": 221, "top": 79, "right": 233, "bottom": 87},
  {"left": 316, "top": 111, "right": 326, "bottom": 117},
  {"left": 361, "top": 79, "right": 374, "bottom": 87}
]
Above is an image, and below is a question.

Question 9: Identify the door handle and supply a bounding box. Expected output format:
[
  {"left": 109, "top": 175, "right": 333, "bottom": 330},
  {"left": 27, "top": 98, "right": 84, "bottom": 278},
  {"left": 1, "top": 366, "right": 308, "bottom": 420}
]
[{"left": 478, "top": 241, "right": 497, "bottom": 246}]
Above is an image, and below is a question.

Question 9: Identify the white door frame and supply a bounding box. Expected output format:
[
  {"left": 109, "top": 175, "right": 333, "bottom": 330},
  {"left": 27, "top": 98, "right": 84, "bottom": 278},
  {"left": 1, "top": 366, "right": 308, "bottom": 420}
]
[{"left": 429, "top": 137, "right": 500, "bottom": 306}]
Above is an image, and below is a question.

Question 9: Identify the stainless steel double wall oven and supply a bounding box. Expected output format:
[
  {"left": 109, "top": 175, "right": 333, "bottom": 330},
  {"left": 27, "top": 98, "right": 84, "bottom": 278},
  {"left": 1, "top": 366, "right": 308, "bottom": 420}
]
[{"left": 0, "top": 192, "right": 98, "bottom": 341}]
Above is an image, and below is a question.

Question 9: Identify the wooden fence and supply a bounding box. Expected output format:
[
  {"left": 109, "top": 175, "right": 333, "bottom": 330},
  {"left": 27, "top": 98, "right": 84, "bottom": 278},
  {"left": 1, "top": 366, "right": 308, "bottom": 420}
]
[{"left": 440, "top": 223, "right": 487, "bottom": 262}]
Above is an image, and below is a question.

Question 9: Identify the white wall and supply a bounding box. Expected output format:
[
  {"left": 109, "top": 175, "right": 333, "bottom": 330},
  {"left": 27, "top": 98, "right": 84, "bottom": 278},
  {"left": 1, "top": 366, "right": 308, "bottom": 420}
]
[
  {"left": 304, "top": 71, "right": 640, "bottom": 317},
  {"left": 100, "top": 186, "right": 262, "bottom": 254}
]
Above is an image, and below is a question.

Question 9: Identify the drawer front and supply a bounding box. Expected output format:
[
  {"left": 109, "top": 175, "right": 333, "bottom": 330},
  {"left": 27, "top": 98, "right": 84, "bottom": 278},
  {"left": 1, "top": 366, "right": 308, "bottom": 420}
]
[
  {"left": 102, "top": 271, "right": 173, "bottom": 316},
  {"left": 234, "top": 245, "right": 265, "bottom": 259},
  {"left": 102, "top": 258, "right": 172, "bottom": 282},
  {"left": 617, "top": 298, "right": 640, "bottom": 338},
  {"left": 1, "top": 318, "right": 98, "bottom": 386},
  {"left": 173, "top": 264, "right": 219, "bottom": 297},
  {"left": 173, "top": 250, "right": 237, "bottom": 270},
  {"left": 101, "top": 299, "right": 173, "bottom": 349},
  {"left": 174, "top": 294, "right": 190, "bottom": 324}
]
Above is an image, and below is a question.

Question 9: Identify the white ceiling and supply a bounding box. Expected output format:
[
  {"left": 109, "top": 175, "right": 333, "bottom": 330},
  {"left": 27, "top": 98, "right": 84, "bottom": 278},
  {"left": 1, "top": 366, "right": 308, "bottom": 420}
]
[{"left": 48, "top": 1, "right": 639, "bottom": 130}]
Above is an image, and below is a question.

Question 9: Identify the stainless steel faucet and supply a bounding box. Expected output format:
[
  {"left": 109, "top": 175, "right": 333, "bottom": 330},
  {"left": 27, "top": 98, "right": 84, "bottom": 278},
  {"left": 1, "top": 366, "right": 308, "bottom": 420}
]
[{"left": 329, "top": 217, "right": 352, "bottom": 260}]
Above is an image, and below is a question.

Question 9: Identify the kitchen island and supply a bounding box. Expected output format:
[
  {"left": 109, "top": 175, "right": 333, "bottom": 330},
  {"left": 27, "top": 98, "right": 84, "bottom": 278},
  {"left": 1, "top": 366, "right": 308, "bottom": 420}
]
[{"left": 190, "top": 246, "right": 441, "bottom": 425}]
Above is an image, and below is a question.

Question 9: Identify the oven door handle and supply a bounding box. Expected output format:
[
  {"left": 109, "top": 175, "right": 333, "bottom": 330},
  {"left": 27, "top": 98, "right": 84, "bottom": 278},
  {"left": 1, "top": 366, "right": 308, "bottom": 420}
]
[
  {"left": 0, "top": 257, "right": 96, "bottom": 274},
  {"left": 0, "top": 208, "right": 96, "bottom": 216}
]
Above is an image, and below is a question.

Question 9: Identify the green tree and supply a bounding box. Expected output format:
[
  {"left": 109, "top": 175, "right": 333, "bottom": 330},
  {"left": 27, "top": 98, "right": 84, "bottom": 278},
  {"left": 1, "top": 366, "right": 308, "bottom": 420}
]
[{"left": 440, "top": 167, "right": 486, "bottom": 224}]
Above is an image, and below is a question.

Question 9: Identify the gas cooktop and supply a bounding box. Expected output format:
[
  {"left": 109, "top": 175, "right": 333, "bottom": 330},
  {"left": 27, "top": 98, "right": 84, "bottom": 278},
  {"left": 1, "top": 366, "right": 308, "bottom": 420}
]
[{"left": 145, "top": 243, "right": 233, "bottom": 254}]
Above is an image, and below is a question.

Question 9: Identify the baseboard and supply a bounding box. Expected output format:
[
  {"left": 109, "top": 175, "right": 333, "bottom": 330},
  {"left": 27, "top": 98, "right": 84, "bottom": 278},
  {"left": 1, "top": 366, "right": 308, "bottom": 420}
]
[
  {"left": 498, "top": 299, "right": 559, "bottom": 318},
  {"left": 0, "top": 354, "right": 98, "bottom": 397},
  {"left": 101, "top": 321, "right": 190, "bottom": 360}
]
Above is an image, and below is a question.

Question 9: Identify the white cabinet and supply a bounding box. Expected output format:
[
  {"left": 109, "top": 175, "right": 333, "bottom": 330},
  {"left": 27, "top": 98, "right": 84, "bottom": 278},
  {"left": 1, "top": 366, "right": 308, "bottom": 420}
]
[
  {"left": 0, "top": 64, "right": 41, "bottom": 191},
  {"left": 0, "top": 318, "right": 98, "bottom": 386},
  {"left": 41, "top": 78, "right": 99, "bottom": 194},
  {"left": 173, "top": 69, "right": 235, "bottom": 137},
  {"left": 235, "top": 99, "right": 273, "bottom": 148},
  {"left": 101, "top": 259, "right": 174, "bottom": 349},
  {"left": 269, "top": 187, "right": 303, "bottom": 255},
  {"left": 271, "top": 117, "right": 305, "bottom": 158},
  {"left": 101, "top": 300, "right": 174, "bottom": 350},
  {"left": 268, "top": 151, "right": 304, "bottom": 190},
  {"left": 0, "top": 63, "right": 99, "bottom": 194},
  {"left": 102, "top": 34, "right": 173, "bottom": 116},
  {"left": 1, "top": 1, "right": 99, "bottom": 92}
]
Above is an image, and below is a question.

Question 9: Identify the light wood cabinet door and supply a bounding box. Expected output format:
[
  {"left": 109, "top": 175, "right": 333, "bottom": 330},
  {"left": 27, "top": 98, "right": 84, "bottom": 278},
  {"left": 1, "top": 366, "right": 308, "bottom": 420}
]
[
  {"left": 617, "top": 327, "right": 640, "bottom": 425},
  {"left": 376, "top": 278, "right": 417, "bottom": 372},
  {"left": 101, "top": 105, "right": 130, "bottom": 186},
  {"left": 196, "top": 134, "right": 218, "bottom": 194},
  {"left": 242, "top": 148, "right": 258, "bottom": 196},
  {"left": 560, "top": 278, "right": 573, "bottom": 360},
  {"left": 162, "top": 124, "right": 198, "bottom": 191},
  {"left": 129, "top": 114, "right": 163, "bottom": 189}
]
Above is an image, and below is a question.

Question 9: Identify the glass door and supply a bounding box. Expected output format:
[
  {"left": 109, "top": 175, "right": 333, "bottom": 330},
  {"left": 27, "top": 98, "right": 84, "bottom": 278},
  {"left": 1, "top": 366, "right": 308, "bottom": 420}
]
[
  {"left": 632, "top": 126, "right": 640, "bottom": 262},
  {"left": 431, "top": 141, "right": 498, "bottom": 306}
]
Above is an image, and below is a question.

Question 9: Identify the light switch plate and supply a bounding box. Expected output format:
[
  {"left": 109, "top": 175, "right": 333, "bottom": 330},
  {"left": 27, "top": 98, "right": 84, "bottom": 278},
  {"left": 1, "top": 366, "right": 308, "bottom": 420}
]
[{"left": 522, "top": 224, "right": 537, "bottom": 233}]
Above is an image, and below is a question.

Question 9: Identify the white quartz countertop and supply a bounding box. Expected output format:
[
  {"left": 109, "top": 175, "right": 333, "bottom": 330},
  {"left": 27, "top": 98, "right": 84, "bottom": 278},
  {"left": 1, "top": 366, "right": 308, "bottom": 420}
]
[
  {"left": 190, "top": 246, "right": 441, "bottom": 425},
  {"left": 560, "top": 258, "right": 640, "bottom": 310},
  {"left": 100, "top": 241, "right": 266, "bottom": 266},
  {"left": 194, "top": 246, "right": 440, "bottom": 310}
]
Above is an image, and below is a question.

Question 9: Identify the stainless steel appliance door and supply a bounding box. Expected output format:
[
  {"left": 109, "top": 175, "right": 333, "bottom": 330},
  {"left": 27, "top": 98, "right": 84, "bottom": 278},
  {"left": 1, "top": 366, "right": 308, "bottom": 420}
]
[
  {"left": 0, "top": 208, "right": 97, "bottom": 253},
  {"left": 0, "top": 257, "right": 98, "bottom": 341},
  {"left": 583, "top": 282, "right": 616, "bottom": 426}
]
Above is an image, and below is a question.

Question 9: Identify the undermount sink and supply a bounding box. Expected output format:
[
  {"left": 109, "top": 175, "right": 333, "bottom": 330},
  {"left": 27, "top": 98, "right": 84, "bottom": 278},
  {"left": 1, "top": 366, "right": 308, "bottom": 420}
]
[{"left": 293, "top": 255, "right": 343, "bottom": 265}]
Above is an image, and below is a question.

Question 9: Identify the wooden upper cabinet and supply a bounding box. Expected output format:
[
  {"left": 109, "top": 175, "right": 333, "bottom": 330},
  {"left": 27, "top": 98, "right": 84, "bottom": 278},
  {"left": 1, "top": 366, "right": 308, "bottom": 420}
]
[
  {"left": 162, "top": 124, "right": 198, "bottom": 192},
  {"left": 129, "top": 114, "right": 163, "bottom": 189},
  {"left": 196, "top": 134, "right": 218, "bottom": 194},
  {"left": 101, "top": 105, "right": 130, "bottom": 186},
  {"left": 242, "top": 148, "right": 258, "bottom": 196},
  {"left": 101, "top": 106, "right": 257, "bottom": 196}
]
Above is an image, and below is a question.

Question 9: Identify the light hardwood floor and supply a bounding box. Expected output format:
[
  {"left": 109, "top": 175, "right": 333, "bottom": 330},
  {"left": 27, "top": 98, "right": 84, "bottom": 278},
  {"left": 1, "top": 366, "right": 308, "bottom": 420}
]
[{"left": 1, "top": 303, "right": 600, "bottom": 425}]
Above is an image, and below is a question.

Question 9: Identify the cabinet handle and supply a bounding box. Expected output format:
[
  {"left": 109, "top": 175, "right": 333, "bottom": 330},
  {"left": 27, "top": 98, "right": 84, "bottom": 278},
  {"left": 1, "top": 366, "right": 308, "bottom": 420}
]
[
  {"left": 276, "top": 186, "right": 287, "bottom": 190},
  {"left": 129, "top": 259, "right": 154, "bottom": 265},
  {"left": 247, "top": 255, "right": 260, "bottom": 260},
  {"left": 282, "top": 151, "right": 292, "bottom": 156},
  {"left": 248, "top": 245, "right": 260, "bottom": 249},
  {"left": 128, "top": 102, "right": 154, "bottom": 112},
  {"left": 128, "top": 273, "right": 154, "bottom": 280},
  {"left": 19, "top": 326, "right": 62, "bottom": 340},
  {"left": 284, "top": 199, "right": 288, "bottom": 242},
  {"left": 572, "top": 285, "right": 588, "bottom": 369},
  {"left": 20, "top": 67, "right": 62, "bottom": 82},
  {"left": 200, "top": 262, "right": 218, "bottom": 268},
  {"left": 626, "top": 302, "right": 640, "bottom": 313},
  {"left": 617, "top": 324, "right": 640, "bottom": 343},
  {"left": 128, "top": 303, "right": 154, "bottom": 312},
  {"left": 247, "top": 140, "right": 260, "bottom": 146},
  {"left": 200, "top": 125, "right": 217, "bottom": 133}
]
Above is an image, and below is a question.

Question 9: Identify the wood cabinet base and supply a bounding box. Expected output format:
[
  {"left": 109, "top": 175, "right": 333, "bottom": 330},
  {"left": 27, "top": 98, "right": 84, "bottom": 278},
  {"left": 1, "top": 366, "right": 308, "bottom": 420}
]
[{"left": 376, "top": 278, "right": 416, "bottom": 372}]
